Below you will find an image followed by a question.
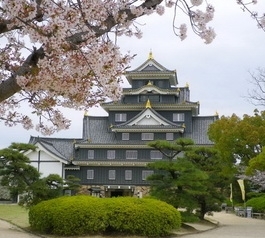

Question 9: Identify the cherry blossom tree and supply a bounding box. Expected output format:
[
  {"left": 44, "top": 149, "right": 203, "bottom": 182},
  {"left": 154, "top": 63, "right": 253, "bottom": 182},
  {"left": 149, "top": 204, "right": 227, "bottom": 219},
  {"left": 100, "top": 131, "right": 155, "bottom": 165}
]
[{"left": 0, "top": 0, "right": 264, "bottom": 135}]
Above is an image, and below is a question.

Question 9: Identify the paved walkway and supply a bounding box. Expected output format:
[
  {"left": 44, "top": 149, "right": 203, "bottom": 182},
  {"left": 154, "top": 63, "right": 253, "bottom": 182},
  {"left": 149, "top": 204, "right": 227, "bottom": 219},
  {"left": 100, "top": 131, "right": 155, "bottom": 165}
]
[
  {"left": 185, "top": 212, "right": 265, "bottom": 237},
  {"left": 0, "top": 219, "right": 40, "bottom": 238},
  {"left": 1, "top": 212, "right": 265, "bottom": 237}
]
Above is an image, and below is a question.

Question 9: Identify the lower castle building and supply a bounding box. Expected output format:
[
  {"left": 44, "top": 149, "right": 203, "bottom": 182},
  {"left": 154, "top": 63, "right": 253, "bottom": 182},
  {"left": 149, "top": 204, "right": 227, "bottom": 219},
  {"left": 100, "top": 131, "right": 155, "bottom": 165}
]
[{"left": 26, "top": 53, "right": 218, "bottom": 198}]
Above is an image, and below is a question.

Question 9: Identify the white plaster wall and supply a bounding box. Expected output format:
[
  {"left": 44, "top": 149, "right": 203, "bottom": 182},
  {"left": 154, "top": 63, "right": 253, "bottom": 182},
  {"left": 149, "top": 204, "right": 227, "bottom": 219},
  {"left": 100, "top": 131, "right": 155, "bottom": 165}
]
[{"left": 26, "top": 150, "right": 64, "bottom": 178}]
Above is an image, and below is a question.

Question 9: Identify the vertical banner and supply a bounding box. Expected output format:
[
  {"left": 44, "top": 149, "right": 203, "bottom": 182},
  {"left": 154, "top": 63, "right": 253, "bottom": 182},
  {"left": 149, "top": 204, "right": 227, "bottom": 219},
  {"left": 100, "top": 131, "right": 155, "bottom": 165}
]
[
  {"left": 230, "top": 183, "right": 233, "bottom": 202},
  {"left": 237, "top": 179, "right": 245, "bottom": 202}
]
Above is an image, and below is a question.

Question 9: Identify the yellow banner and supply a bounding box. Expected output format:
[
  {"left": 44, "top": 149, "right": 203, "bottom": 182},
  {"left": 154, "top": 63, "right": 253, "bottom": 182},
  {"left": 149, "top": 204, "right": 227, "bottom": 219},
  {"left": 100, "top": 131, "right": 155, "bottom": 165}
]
[{"left": 237, "top": 179, "right": 245, "bottom": 202}]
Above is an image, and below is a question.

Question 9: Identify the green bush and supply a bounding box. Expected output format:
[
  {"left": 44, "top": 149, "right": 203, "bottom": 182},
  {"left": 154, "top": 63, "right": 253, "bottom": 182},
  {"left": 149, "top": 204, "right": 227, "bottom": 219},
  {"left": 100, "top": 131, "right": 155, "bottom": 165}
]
[
  {"left": 246, "top": 195, "right": 265, "bottom": 213},
  {"left": 29, "top": 195, "right": 181, "bottom": 237}
]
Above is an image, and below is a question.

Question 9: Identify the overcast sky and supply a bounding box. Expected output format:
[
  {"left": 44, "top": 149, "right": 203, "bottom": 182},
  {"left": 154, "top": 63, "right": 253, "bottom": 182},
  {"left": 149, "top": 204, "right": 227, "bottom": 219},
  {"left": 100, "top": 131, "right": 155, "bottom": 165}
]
[{"left": 1, "top": 1, "right": 265, "bottom": 149}]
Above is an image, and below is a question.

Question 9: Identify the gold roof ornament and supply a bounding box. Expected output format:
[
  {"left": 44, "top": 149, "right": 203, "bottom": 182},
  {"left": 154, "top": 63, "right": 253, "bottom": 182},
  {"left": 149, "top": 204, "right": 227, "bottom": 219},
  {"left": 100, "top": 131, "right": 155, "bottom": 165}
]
[
  {"left": 186, "top": 82, "right": 189, "bottom": 88},
  {"left": 145, "top": 99, "right": 152, "bottom": 108},
  {"left": 147, "top": 80, "right": 153, "bottom": 85},
  {"left": 84, "top": 110, "right": 88, "bottom": 116},
  {"left": 148, "top": 50, "right": 154, "bottom": 60},
  {"left": 215, "top": 111, "right": 219, "bottom": 116}
]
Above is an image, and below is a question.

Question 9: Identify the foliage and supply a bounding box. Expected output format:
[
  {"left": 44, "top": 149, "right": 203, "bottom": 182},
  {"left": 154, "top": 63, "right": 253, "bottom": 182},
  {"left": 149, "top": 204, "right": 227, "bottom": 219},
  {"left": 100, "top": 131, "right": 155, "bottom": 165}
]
[
  {"left": 29, "top": 195, "right": 181, "bottom": 237},
  {"left": 64, "top": 174, "right": 81, "bottom": 194},
  {"left": 148, "top": 138, "right": 194, "bottom": 161},
  {"left": 185, "top": 147, "right": 230, "bottom": 219},
  {"left": 147, "top": 138, "right": 230, "bottom": 219},
  {"left": 19, "top": 174, "right": 64, "bottom": 207},
  {"left": 0, "top": 143, "right": 80, "bottom": 207},
  {"left": 246, "top": 195, "right": 265, "bottom": 213},
  {"left": 179, "top": 211, "right": 200, "bottom": 223},
  {"left": 0, "top": 1, "right": 264, "bottom": 134},
  {"left": 148, "top": 157, "right": 208, "bottom": 209},
  {"left": 0, "top": 143, "right": 40, "bottom": 201},
  {"left": 208, "top": 111, "right": 265, "bottom": 191}
]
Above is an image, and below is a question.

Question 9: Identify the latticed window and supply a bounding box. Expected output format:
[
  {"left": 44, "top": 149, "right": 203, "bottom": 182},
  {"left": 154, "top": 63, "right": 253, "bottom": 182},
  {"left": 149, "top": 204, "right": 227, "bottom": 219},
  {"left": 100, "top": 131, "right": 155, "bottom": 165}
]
[
  {"left": 87, "top": 170, "right": 94, "bottom": 179},
  {"left": 87, "top": 150, "right": 94, "bottom": 159},
  {"left": 125, "top": 170, "right": 132, "bottom": 180},
  {"left": 141, "top": 133, "right": 154, "bottom": 140},
  {"left": 142, "top": 170, "right": 154, "bottom": 180},
  {"left": 126, "top": 150, "right": 137, "bottom": 159},
  {"left": 122, "top": 133, "right": 129, "bottom": 140},
  {"left": 150, "top": 150, "right": 163, "bottom": 159},
  {"left": 108, "top": 170, "right": 116, "bottom": 180},
  {"left": 173, "top": 113, "right": 185, "bottom": 122},
  {"left": 166, "top": 133, "right": 174, "bottom": 141},
  {"left": 107, "top": 150, "right": 115, "bottom": 159},
  {"left": 115, "top": 113, "right": 127, "bottom": 122}
]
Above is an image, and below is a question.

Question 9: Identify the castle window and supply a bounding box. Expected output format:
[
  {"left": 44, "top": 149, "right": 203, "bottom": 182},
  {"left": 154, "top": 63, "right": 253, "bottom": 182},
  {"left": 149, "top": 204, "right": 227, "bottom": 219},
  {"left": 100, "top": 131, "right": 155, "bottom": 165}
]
[
  {"left": 173, "top": 113, "right": 185, "bottom": 122},
  {"left": 142, "top": 170, "right": 154, "bottom": 180},
  {"left": 108, "top": 170, "right": 116, "bottom": 180},
  {"left": 126, "top": 150, "right": 137, "bottom": 159},
  {"left": 125, "top": 170, "right": 132, "bottom": 180},
  {"left": 87, "top": 150, "right": 94, "bottom": 159},
  {"left": 122, "top": 133, "right": 129, "bottom": 140},
  {"left": 150, "top": 150, "right": 163, "bottom": 159},
  {"left": 107, "top": 150, "right": 115, "bottom": 159},
  {"left": 166, "top": 133, "right": 174, "bottom": 141},
  {"left": 87, "top": 170, "right": 94, "bottom": 179},
  {"left": 142, "top": 133, "right": 154, "bottom": 140},
  {"left": 115, "top": 113, "right": 127, "bottom": 122}
]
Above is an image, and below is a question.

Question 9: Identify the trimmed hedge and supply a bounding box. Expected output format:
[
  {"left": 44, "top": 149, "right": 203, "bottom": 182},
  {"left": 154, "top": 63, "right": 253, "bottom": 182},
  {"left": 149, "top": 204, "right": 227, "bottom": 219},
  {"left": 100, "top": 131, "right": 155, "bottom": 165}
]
[
  {"left": 29, "top": 195, "right": 181, "bottom": 237},
  {"left": 246, "top": 195, "right": 265, "bottom": 213}
]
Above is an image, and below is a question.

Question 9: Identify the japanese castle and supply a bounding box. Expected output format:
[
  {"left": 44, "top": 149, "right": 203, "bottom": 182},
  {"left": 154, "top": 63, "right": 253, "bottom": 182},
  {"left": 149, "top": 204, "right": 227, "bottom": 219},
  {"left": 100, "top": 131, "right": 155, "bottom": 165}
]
[{"left": 27, "top": 53, "right": 218, "bottom": 197}]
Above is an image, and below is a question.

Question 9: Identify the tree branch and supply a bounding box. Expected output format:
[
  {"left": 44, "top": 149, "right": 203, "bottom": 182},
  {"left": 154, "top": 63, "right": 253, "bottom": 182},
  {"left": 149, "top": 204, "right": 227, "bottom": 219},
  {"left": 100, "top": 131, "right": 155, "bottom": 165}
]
[{"left": 0, "top": 0, "right": 163, "bottom": 103}]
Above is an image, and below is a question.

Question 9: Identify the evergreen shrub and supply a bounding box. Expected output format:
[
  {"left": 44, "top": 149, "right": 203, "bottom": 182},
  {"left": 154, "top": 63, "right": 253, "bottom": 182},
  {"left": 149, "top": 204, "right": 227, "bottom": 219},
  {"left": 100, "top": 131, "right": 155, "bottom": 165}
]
[
  {"left": 29, "top": 195, "right": 181, "bottom": 237},
  {"left": 246, "top": 195, "right": 265, "bottom": 213}
]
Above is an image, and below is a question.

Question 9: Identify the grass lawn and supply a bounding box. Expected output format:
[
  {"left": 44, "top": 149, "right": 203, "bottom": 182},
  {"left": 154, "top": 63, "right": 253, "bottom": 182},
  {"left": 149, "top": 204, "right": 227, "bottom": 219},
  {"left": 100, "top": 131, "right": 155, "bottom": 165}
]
[{"left": 0, "top": 204, "right": 29, "bottom": 229}]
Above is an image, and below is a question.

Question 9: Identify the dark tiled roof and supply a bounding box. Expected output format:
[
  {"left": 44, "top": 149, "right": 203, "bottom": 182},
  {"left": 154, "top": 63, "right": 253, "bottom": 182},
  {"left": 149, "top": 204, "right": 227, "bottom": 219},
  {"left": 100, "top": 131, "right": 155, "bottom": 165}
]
[
  {"left": 184, "top": 116, "right": 216, "bottom": 145},
  {"left": 82, "top": 116, "right": 116, "bottom": 143},
  {"left": 29, "top": 136, "right": 82, "bottom": 161},
  {"left": 81, "top": 115, "right": 216, "bottom": 146}
]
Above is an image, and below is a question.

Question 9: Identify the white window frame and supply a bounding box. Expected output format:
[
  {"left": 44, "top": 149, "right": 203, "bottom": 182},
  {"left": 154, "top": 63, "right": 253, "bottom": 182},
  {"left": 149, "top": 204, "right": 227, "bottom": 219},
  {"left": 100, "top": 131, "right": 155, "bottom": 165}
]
[
  {"left": 108, "top": 170, "right": 116, "bottom": 180},
  {"left": 107, "top": 150, "right": 115, "bottom": 159},
  {"left": 125, "top": 170, "right": 132, "bottom": 180},
  {"left": 150, "top": 150, "right": 163, "bottom": 160},
  {"left": 87, "top": 150, "right": 94, "bottom": 159},
  {"left": 166, "top": 133, "right": 174, "bottom": 141},
  {"left": 141, "top": 133, "right": 154, "bottom": 141},
  {"left": 115, "top": 113, "right": 127, "bottom": 122},
  {"left": 122, "top": 133, "right": 129, "bottom": 140},
  {"left": 126, "top": 150, "right": 138, "bottom": 159},
  {"left": 142, "top": 170, "right": 154, "bottom": 180},
  {"left": 87, "top": 170, "right": 94, "bottom": 179},
  {"left": 173, "top": 113, "right": 185, "bottom": 122}
]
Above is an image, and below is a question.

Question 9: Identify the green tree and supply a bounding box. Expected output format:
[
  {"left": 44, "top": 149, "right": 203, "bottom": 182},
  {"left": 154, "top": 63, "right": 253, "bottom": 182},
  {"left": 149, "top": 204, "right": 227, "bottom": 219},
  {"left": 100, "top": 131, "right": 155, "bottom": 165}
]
[
  {"left": 185, "top": 147, "right": 230, "bottom": 219},
  {"left": 208, "top": 111, "right": 265, "bottom": 194},
  {"left": 0, "top": 143, "right": 80, "bottom": 206},
  {"left": 20, "top": 174, "right": 64, "bottom": 207},
  {"left": 147, "top": 139, "right": 209, "bottom": 215},
  {"left": 148, "top": 138, "right": 194, "bottom": 162},
  {"left": 147, "top": 158, "right": 208, "bottom": 210},
  {"left": 0, "top": 143, "right": 40, "bottom": 202},
  {"left": 64, "top": 175, "right": 81, "bottom": 195},
  {"left": 208, "top": 111, "right": 265, "bottom": 167}
]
